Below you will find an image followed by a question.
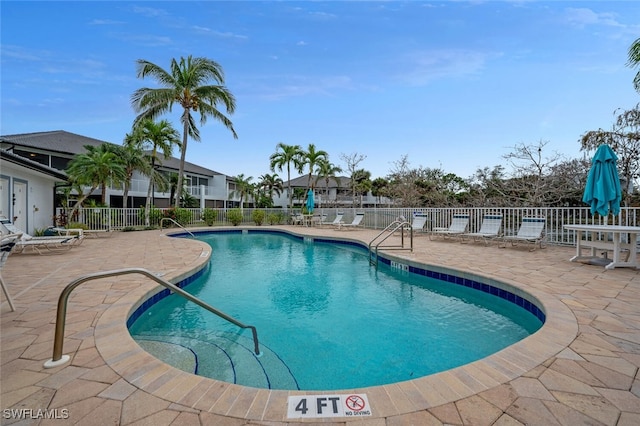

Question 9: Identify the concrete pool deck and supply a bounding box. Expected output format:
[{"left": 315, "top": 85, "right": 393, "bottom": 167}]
[{"left": 0, "top": 226, "right": 639, "bottom": 425}]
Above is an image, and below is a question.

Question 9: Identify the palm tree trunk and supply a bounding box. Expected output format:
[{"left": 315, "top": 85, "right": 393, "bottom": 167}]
[
  {"left": 175, "top": 118, "right": 189, "bottom": 207},
  {"left": 145, "top": 175, "right": 154, "bottom": 227}
]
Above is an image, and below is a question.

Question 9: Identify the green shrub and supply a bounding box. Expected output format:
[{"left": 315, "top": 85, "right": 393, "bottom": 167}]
[
  {"left": 137, "top": 206, "right": 163, "bottom": 226},
  {"left": 67, "top": 222, "right": 90, "bottom": 230},
  {"left": 251, "top": 210, "right": 265, "bottom": 226},
  {"left": 227, "top": 209, "right": 243, "bottom": 226},
  {"left": 163, "top": 207, "right": 192, "bottom": 227},
  {"left": 267, "top": 212, "right": 284, "bottom": 225},
  {"left": 202, "top": 208, "right": 218, "bottom": 226}
]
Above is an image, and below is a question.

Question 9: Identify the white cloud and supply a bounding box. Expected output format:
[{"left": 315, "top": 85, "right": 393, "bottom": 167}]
[{"left": 397, "top": 49, "right": 493, "bottom": 86}]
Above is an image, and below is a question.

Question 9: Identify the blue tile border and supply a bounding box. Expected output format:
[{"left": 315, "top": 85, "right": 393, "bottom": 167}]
[{"left": 128, "top": 228, "right": 546, "bottom": 330}]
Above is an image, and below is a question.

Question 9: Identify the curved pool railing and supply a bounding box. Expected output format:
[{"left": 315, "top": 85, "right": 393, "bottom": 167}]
[
  {"left": 160, "top": 218, "right": 195, "bottom": 238},
  {"left": 43, "top": 267, "right": 261, "bottom": 368}
]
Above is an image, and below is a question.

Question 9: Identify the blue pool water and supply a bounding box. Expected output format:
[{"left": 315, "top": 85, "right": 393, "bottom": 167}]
[{"left": 129, "top": 231, "right": 542, "bottom": 390}]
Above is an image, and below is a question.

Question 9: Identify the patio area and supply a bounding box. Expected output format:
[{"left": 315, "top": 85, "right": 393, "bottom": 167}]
[{"left": 1, "top": 226, "right": 639, "bottom": 425}]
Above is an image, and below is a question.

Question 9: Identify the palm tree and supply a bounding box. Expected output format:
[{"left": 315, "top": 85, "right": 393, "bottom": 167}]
[
  {"left": 131, "top": 119, "right": 181, "bottom": 225},
  {"left": 231, "top": 174, "right": 254, "bottom": 212},
  {"left": 299, "top": 143, "right": 328, "bottom": 208},
  {"left": 269, "top": 143, "right": 304, "bottom": 208},
  {"left": 627, "top": 37, "right": 640, "bottom": 93},
  {"left": 314, "top": 159, "right": 342, "bottom": 207},
  {"left": 66, "top": 144, "right": 127, "bottom": 218},
  {"left": 131, "top": 55, "right": 238, "bottom": 207},
  {"left": 118, "top": 133, "right": 151, "bottom": 210},
  {"left": 300, "top": 143, "right": 328, "bottom": 191},
  {"left": 258, "top": 173, "right": 284, "bottom": 207}
]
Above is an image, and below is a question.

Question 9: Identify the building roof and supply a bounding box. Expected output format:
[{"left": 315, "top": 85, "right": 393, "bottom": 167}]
[
  {"left": 0, "top": 130, "right": 110, "bottom": 155},
  {"left": 0, "top": 149, "right": 68, "bottom": 181},
  {"left": 0, "top": 130, "right": 224, "bottom": 177}
]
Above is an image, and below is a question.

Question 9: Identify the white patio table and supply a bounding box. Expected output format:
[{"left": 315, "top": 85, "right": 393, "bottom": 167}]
[{"left": 563, "top": 224, "right": 640, "bottom": 270}]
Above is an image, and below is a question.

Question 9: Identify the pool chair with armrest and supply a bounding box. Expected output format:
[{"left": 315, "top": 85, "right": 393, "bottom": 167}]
[
  {"left": 429, "top": 214, "right": 469, "bottom": 240},
  {"left": 460, "top": 214, "right": 503, "bottom": 245},
  {"left": 409, "top": 213, "right": 428, "bottom": 234},
  {"left": 1, "top": 233, "right": 22, "bottom": 312},
  {"left": 0, "top": 219, "right": 84, "bottom": 255},
  {"left": 320, "top": 212, "right": 344, "bottom": 227},
  {"left": 500, "top": 217, "right": 546, "bottom": 251},
  {"left": 335, "top": 212, "right": 365, "bottom": 230}
]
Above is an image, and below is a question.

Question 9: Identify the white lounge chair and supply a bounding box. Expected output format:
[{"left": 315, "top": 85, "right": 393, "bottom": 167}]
[
  {"left": 0, "top": 219, "right": 83, "bottom": 254},
  {"left": 336, "top": 212, "right": 365, "bottom": 230},
  {"left": 311, "top": 213, "right": 327, "bottom": 227},
  {"left": 500, "top": 217, "right": 546, "bottom": 250},
  {"left": 461, "top": 214, "right": 503, "bottom": 244},
  {"left": 320, "top": 212, "right": 344, "bottom": 227},
  {"left": 429, "top": 214, "right": 469, "bottom": 240},
  {"left": 1, "top": 233, "right": 21, "bottom": 311},
  {"left": 410, "top": 213, "right": 428, "bottom": 234}
]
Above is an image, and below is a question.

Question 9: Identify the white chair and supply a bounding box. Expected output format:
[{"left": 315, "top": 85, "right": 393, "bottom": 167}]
[
  {"left": 336, "top": 213, "right": 365, "bottom": 230},
  {"left": 320, "top": 212, "right": 344, "bottom": 227},
  {"left": 410, "top": 213, "right": 428, "bottom": 234},
  {"left": 429, "top": 214, "right": 469, "bottom": 240},
  {"left": 0, "top": 219, "right": 83, "bottom": 254},
  {"left": 500, "top": 217, "right": 546, "bottom": 250},
  {"left": 461, "top": 214, "right": 503, "bottom": 245},
  {"left": 1, "top": 233, "right": 21, "bottom": 311}
]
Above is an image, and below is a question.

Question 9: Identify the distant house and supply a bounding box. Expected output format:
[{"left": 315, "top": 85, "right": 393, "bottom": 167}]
[
  {"left": 274, "top": 174, "right": 391, "bottom": 208},
  {"left": 0, "top": 130, "right": 245, "bottom": 213},
  {"left": 0, "top": 149, "right": 67, "bottom": 234}
]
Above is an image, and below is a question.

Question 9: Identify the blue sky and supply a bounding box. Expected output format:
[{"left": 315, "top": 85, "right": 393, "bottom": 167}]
[{"left": 2, "top": 1, "right": 639, "bottom": 182}]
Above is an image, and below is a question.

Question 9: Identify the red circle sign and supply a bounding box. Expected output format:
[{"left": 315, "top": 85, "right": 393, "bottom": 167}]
[{"left": 345, "top": 395, "right": 366, "bottom": 411}]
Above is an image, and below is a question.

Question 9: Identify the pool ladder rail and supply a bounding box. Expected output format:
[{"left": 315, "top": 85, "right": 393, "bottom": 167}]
[
  {"left": 368, "top": 218, "right": 414, "bottom": 267},
  {"left": 160, "top": 217, "right": 195, "bottom": 238},
  {"left": 43, "top": 267, "right": 262, "bottom": 369}
]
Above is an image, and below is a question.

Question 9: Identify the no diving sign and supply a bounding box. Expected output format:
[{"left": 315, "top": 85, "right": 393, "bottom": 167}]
[{"left": 287, "top": 394, "right": 371, "bottom": 418}]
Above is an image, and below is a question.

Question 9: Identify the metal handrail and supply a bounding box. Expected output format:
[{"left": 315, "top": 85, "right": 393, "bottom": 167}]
[
  {"left": 368, "top": 219, "right": 413, "bottom": 266},
  {"left": 160, "top": 218, "right": 195, "bottom": 238},
  {"left": 44, "top": 268, "right": 261, "bottom": 368}
]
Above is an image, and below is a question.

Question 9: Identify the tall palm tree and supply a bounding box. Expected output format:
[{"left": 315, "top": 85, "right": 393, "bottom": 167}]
[
  {"left": 231, "top": 174, "right": 254, "bottom": 212},
  {"left": 301, "top": 143, "right": 328, "bottom": 191},
  {"left": 131, "top": 119, "right": 181, "bottom": 225},
  {"left": 299, "top": 143, "right": 328, "bottom": 208},
  {"left": 627, "top": 37, "right": 640, "bottom": 93},
  {"left": 118, "top": 133, "right": 151, "bottom": 210},
  {"left": 314, "top": 159, "right": 342, "bottom": 207},
  {"left": 131, "top": 55, "right": 238, "bottom": 207},
  {"left": 66, "top": 144, "right": 127, "bottom": 218},
  {"left": 269, "top": 143, "right": 304, "bottom": 208}
]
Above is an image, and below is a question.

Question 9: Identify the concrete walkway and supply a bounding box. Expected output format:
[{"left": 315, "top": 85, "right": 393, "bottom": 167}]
[{"left": 1, "top": 226, "right": 639, "bottom": 425}]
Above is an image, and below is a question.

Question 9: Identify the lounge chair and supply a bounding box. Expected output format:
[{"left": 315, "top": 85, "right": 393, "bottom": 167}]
[
  {"left": 0, "top": 219, "right": 83, "bottom": 254},
  {"left": 409, "top": 213, "right": 428, "bottom": 234},
  {"left": 336, "top": 212, "right": 365, "bottom": 230},
  {"left": 311, "top": 213, "right": 327, "bottom": 227},
  {"left": 500, "top": 217, "right": 546, "bottom": 250},
  {"left": 429, "top": 214, "right": 469, "bottom": 240},
  {"left": 1, "top": 233, "right": 21, "bottom": 311},
  {"left": 320, "top": 212, "right": 344, "bottom": 227},
  {"left": 460, "top": 214, "right": 503, "bottom": 245}
]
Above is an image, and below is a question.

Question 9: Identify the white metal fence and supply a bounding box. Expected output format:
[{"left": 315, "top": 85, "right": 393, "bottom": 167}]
[{"left": 56, "top": 206, "right": 640, "bottom": 246}]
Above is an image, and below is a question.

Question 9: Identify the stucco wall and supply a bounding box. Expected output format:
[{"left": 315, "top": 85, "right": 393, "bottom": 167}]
[{"left": 0, "top": 161, "right": 59, "bottom": 234}]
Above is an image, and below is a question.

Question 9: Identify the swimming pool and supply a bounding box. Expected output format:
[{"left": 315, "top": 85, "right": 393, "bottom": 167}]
[{"left": 128, "top": 230, "right": 543, "bottom": 391}]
